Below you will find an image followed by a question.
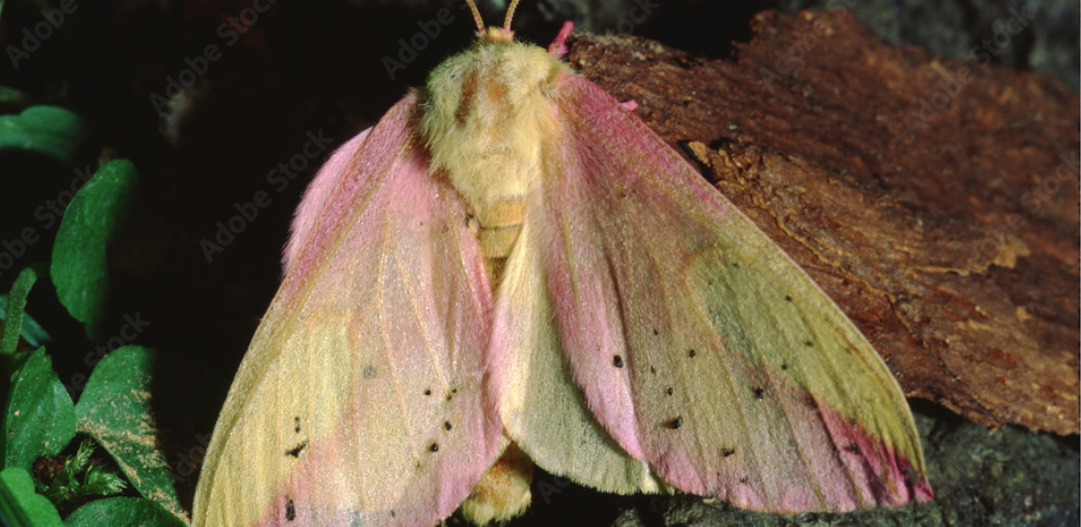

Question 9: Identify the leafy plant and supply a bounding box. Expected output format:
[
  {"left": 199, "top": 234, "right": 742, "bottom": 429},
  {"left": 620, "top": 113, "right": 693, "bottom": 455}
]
[
  {"left": 0, "top": 108, "right": 189, "bottom": 526},
  {"left": 0, "top": 106, "right": 83, "bottom": 165},
  {"left": 34, "top": 440, "right": 126, "bottom": 504},
  {"left": 50, "top": 159, "right": 139, "bottom": 340}
]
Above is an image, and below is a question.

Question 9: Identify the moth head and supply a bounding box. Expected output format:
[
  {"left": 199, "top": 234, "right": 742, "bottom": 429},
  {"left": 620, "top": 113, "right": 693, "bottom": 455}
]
[
  {"left": 419, "top": 1, "right": 571, "bottom": 209},
  {"left": 462, "top": 0, "right": 524, "bottom": 38}
]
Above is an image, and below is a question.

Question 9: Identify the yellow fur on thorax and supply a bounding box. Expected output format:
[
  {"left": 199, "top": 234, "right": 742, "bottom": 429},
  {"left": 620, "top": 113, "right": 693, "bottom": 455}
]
[
  {"left": 421, "top": 32, "right": 569, "bottom": 284},
  {"left": 420, "top": 34, "right": 569, "bottom": 219}
]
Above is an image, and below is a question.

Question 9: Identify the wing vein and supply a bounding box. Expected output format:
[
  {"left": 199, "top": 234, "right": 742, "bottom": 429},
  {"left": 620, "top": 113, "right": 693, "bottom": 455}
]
[{"left": 376, "top": 203, "right": 423, "bottom": 481}]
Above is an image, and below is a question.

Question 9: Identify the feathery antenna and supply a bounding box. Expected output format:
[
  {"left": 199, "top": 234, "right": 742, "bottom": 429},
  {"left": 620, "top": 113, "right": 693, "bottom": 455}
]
[
  {"left": 503, "top": 0, "right": 522, "bottom": 30},
  {"left": 462, "top": 0, "right": 485, "bottom": 32}
]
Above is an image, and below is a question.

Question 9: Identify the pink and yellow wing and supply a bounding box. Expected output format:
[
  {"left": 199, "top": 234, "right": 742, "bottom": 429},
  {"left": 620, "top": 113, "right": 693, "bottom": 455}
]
[
  {"left": 193, "top": 92, "right": 501, "bottom": 527},
  {"left": 489, "top": 216, "right": 667, "bottom": 495},
  {"left": 502, "top": 74, "right": 931, "bottom": 512}
]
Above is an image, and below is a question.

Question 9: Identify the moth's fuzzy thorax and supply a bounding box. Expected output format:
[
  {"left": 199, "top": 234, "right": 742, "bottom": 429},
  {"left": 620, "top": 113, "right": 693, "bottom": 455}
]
[{"left": 421, "top": 38, "right": 570, "bottom": 217}]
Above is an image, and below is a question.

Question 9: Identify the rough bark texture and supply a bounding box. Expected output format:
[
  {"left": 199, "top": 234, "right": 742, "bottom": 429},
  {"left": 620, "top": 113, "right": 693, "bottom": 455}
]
[{"left": 565, "top": 10, "right": 1080, "bottom": 436}]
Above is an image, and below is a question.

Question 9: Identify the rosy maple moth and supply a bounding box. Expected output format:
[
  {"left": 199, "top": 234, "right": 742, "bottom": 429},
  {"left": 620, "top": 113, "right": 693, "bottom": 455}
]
[{"left": 192, "top": 1, "right": 932, "bottom": 525}]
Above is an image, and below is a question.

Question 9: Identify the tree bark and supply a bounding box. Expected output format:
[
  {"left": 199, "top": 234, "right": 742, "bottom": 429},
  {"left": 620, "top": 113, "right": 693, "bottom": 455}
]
[{"left": 567, "top": 9, "right": 1080, "bottom": 436}]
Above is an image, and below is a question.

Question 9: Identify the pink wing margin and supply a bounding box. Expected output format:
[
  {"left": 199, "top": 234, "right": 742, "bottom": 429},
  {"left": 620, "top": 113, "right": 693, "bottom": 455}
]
[
  {"left": 273, "top": 92, "right": 500, "bottom": 525},
  {"left": 195, "top": 92, "right": 502, "bottom": 527},
  {"left": 520, "top": 73, "right": 931, "bottom": 512},
  {"left": 284, "top": 127, "right": 371, "bottom": 272}
]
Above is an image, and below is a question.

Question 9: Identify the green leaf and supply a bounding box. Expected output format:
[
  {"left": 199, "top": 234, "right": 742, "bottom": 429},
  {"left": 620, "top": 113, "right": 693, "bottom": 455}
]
[
  {"left": 51, "top": 159, "right": 138, "bottom": 339},
  {"left": 0, "top": 294, "right": 51, "bottom": 351},
  {"left": 0, "top": 86, "right": 32, "bottom": 107},
  {"left": 65, "top": 497, "right": 189, "bottom": 527},
  {"left": 74, "top": 346, "right": 184, "bottom": 519},
  {"left": 2, "top": 348, "right": 76, "bottom": 472},
  {"left": 0, "top": 467, "right": 64, "bottom": 527},
  {"left": 1, "top": 264, "right": 46, "bottom": 358},
  {"left": 0, "top": 106, "right": 83, "bottom": 165}
]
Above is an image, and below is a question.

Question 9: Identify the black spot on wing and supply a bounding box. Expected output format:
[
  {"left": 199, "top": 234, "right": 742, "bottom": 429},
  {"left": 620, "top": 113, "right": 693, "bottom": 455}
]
[
  {"left": 285, "top": 498, "right": 296, "bottom": 521},
  {"left": 753, "top": 387, "right": 765, "bottom": 400},
  {"left": 613, "top": 355, "right": 624, "bottom": 368},
  {"left": 430, "top": 442, "right": 440, "bottom": 452},
  {"left": 285, "top": 440, "right": 309, "bottom": 458},
  {"left": 669, "top": 417, "right": 683, "bottom": 429},
  {"left": 293, "top": 417, "right": 301, "bottom": 433},
  {"left": 722, "top": 447, "right": 736, "bottom": 457}
]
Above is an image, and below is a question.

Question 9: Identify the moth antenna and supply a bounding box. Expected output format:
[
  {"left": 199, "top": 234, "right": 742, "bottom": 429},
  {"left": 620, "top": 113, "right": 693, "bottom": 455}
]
[
  {"left": 503, "top": 0, "right": 522, "bottom": 30},
  {"left": 463, "top": 0, "right": 485, "bottom": 32}
]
